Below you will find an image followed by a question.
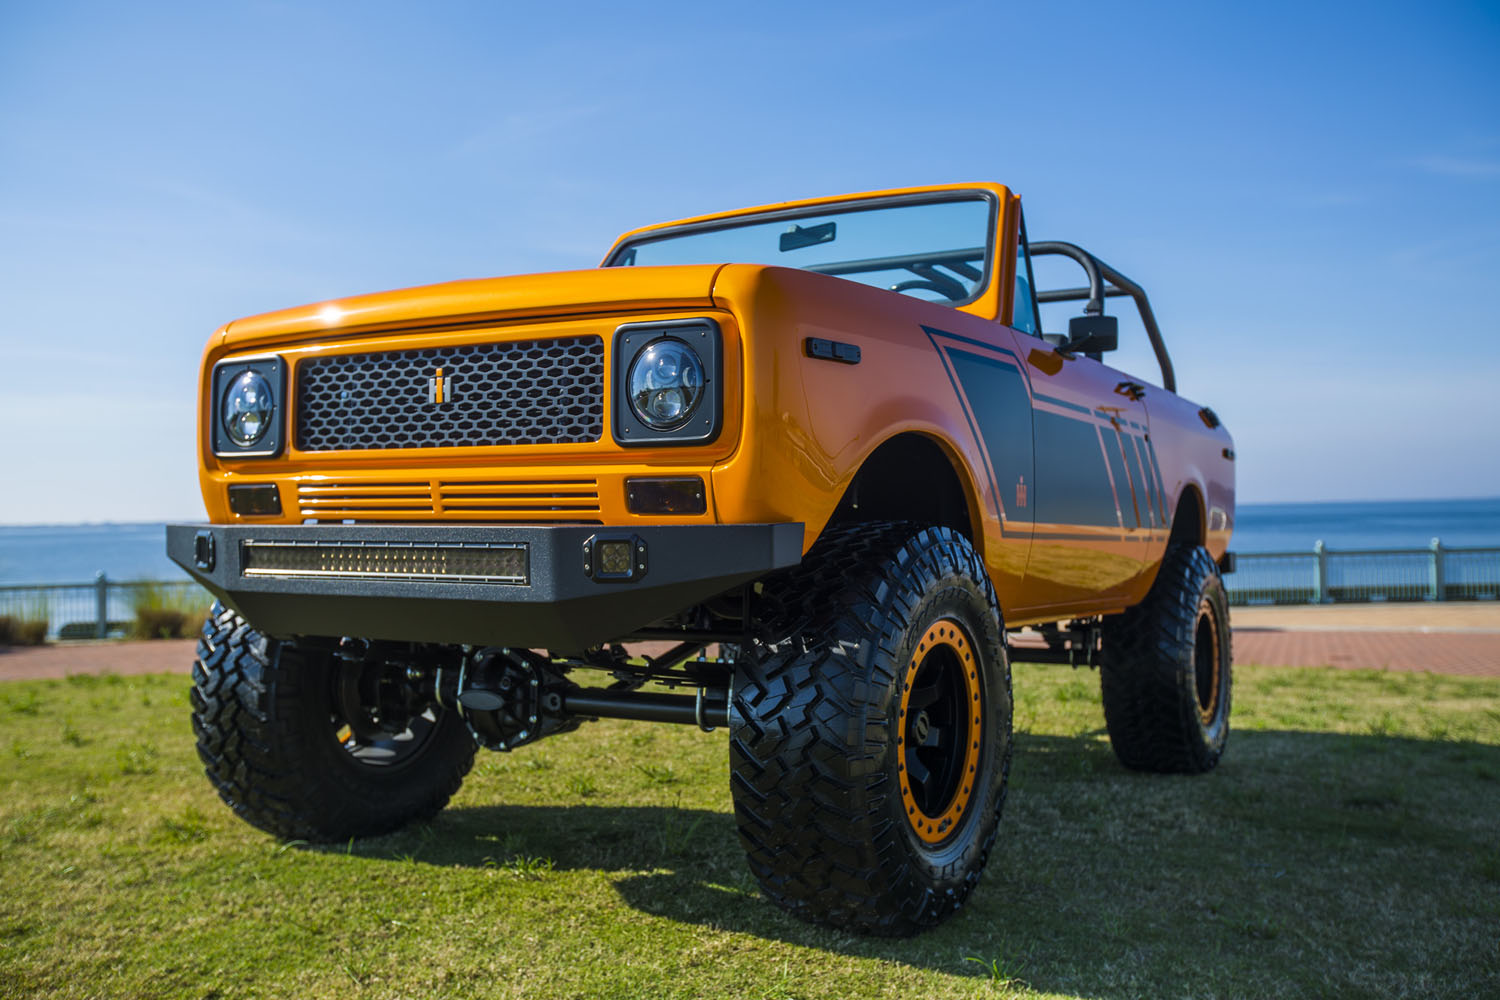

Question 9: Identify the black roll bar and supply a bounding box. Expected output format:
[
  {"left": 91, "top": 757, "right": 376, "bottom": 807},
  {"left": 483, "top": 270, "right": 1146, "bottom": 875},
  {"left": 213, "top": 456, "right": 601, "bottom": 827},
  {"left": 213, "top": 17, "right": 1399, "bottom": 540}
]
[{"left": 1028, "top": 241, "right": 1177, "bottom": 394}]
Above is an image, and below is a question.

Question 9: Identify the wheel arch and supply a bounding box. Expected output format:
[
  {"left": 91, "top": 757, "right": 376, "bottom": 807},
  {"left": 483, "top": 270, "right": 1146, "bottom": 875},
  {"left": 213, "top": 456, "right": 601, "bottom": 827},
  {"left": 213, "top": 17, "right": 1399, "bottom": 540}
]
[
  {"left": 1167, "top": 483, "right": 1207, "bottom": 549},
  {"left": 823, "top": 431, "right": 983, "bottom": 544}
]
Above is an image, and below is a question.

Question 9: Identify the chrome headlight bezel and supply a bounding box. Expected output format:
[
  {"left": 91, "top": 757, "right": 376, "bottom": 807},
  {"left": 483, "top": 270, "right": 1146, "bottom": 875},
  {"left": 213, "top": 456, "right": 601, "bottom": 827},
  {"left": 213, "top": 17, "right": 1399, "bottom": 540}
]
[
  {"left": 211, "top": 356, "right": 287, "bottom": 458},
  {"left": 612, "top": 320, "right": 722, "bottom": 447}
]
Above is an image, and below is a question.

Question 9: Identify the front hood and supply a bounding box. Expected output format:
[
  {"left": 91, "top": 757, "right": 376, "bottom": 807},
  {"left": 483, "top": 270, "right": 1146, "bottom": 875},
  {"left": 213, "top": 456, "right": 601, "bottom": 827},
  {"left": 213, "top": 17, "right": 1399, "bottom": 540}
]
[{"left": 219, "top": 264, "right": 725, "bottom": 349}]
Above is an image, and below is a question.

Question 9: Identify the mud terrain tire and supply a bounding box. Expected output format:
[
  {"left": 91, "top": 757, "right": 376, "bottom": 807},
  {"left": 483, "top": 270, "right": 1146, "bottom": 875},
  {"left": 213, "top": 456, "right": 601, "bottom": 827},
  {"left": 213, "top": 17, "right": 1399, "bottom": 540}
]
[
  {"left": 1100, "top": 543, "right": 1232, "bottom": 773},
  {"left": 730, "top": 524, "right": 1012, "bottom": 936},
  {"left": 190, "top": 602, "right": 476, "bottom": 841}
]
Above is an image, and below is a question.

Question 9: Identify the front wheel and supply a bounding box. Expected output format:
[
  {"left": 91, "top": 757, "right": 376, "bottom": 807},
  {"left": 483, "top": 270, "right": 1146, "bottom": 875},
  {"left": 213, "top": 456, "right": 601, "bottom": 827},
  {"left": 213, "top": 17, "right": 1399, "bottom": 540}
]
[
  {"left": 1100, "top": 544, "right": 1232, "bottom": 774},
  {"left": 190, "top": 602, "right": 477, "bottom": 841},
  {"left": 730, "top": 524, "right": 1012, "bottom": 936}
]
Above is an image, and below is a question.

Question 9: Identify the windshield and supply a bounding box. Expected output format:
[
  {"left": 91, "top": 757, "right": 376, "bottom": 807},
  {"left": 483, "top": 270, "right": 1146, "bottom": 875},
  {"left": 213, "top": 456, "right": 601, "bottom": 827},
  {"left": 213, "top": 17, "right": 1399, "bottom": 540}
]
[{"left": 605, "top": 195, "right": 995, "bottom": 305}]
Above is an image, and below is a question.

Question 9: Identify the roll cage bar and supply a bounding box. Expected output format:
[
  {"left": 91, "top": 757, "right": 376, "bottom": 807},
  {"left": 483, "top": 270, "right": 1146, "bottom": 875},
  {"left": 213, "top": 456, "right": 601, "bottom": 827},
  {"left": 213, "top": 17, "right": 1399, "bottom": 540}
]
[{"left": 1029, "top": 241, "right": 1177, "bottom": 394}]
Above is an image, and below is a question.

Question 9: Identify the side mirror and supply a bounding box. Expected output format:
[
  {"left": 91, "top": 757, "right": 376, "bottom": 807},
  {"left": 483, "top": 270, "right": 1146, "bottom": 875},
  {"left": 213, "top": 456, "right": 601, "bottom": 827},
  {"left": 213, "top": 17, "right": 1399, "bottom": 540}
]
[{"left": 1066, "top": 314, "right": 1118, "bottom": 354}]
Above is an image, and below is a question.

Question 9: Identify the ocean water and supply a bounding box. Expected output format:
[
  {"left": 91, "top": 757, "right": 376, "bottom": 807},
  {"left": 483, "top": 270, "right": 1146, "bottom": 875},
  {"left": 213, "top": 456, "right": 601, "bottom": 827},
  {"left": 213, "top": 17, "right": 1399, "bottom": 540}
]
[
  {"left": 1233, "top": 497, "right": 1500, "bottom": 553},
  {"left": 1, "top": 498, "right": 1497, "bottom": 584},
  {"left": 0, "top": 523, "right": 187, "bottom": 585}
]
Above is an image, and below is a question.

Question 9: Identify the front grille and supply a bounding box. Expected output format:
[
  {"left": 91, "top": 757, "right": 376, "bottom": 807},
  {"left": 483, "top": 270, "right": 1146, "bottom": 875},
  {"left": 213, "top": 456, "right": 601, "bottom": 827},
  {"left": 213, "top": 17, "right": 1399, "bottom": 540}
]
[
  {"left": 295, "top": 336, "right": 604, "bottom": 451},
  {"left": 296, "top": 478, "right": 602, "bottom": 522}
]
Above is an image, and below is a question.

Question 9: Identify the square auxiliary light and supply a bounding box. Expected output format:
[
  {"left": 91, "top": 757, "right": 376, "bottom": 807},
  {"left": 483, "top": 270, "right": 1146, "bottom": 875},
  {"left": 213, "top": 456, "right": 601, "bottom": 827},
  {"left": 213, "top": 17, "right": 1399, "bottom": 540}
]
[
  {"left": 599, "top": 541, "right": 632, "bottom": 574},
  {"left": 583, "top": 533, "right": 647, "bottom": 583}
]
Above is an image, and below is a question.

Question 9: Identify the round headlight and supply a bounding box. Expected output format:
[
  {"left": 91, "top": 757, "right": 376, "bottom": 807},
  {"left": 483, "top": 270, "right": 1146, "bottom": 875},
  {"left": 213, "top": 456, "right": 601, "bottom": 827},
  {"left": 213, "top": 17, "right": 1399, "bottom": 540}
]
[
  {"left": 222, "top": 370, "right": 275, "bottom": 447},
  {"left": 627, "top": 339, "right": 705, "bottom": 430}
]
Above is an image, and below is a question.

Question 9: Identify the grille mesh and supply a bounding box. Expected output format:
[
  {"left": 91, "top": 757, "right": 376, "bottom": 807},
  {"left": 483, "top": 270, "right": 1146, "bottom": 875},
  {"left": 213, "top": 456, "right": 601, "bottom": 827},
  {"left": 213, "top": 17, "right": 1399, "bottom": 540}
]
[{"left": 295, "top": 336, "right": 604, "bottom": 451}]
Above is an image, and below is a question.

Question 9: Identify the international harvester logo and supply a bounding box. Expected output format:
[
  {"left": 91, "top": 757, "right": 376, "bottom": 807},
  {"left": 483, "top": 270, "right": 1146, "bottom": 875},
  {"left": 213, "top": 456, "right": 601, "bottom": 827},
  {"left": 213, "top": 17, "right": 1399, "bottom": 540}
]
[{"left": 427, "top": 367, "right": 453, "bottom": 405}]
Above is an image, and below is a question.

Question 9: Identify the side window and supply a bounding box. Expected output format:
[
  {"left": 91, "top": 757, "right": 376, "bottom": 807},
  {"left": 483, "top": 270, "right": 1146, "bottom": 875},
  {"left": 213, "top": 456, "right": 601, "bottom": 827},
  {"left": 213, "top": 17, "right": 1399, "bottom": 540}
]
[{"left": 1012, "top": 220, "right": 1040, "bottom": 336}]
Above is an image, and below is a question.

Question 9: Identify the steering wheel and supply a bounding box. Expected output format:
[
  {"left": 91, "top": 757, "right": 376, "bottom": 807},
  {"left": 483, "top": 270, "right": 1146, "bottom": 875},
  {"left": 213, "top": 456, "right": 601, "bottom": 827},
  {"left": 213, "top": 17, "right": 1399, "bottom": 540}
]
[
  {"left": 889, "top": 265, "right": 968, "bottom": 302},
  {"left": 890, "top": 279, "right": 956, "bottom": 299}
]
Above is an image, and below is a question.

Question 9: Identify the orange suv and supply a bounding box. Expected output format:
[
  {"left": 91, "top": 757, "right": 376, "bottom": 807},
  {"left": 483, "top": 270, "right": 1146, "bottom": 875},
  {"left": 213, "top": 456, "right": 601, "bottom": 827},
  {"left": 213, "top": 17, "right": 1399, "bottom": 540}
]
[{"left": 169, "top": 183, "right": 1236, "bottom": 935}]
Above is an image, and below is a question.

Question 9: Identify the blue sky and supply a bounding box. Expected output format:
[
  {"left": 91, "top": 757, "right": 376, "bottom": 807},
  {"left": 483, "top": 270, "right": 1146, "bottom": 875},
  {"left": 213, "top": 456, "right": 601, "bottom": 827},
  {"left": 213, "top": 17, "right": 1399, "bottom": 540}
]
[{"left": 1, "top": 0, "right": 1497, "bottom": 523}]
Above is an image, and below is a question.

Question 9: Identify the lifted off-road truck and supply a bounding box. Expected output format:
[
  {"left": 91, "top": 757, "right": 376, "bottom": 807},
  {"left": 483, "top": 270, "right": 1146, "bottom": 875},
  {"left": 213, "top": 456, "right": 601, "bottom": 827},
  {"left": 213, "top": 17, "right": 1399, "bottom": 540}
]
[{"left": 169, "top": 183, "right": 1235, "bottom": 935}]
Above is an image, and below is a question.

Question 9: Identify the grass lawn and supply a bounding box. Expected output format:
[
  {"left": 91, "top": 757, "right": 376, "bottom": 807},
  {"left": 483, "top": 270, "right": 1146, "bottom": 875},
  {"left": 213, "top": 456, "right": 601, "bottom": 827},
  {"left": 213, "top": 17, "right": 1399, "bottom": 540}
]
[{"left": 2, "top": 660, "right": 1497, "bottom": 999}]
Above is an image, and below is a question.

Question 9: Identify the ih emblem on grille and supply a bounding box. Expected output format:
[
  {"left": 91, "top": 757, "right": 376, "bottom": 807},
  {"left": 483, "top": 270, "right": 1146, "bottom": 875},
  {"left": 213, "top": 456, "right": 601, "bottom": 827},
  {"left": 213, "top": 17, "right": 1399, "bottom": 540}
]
[{"left": 427, "top": 367, "right": 454, "bottom": 405}]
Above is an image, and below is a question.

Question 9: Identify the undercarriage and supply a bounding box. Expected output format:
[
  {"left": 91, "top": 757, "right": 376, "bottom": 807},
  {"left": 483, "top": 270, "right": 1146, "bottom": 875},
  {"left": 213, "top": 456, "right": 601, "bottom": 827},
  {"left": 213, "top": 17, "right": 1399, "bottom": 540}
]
[{"left": 318, "top": 630, "right": 737, "bottom": 758}]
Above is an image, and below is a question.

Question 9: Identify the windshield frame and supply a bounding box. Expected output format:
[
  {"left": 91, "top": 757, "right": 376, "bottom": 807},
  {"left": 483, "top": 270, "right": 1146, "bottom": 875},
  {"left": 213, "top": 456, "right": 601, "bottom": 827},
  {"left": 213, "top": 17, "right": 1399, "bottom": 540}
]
[{"left": 602, "top": 189, "right": 1001, "bottom": 309}]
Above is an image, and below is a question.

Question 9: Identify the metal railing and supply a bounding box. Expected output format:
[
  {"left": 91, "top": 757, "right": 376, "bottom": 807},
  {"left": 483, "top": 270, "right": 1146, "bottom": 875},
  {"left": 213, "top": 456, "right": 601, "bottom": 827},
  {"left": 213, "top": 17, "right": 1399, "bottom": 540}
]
[
  {"left": 1228, "top": 540, "right": 1500, "bottom": 605},
  {"left": 3, "top": 542, "right": 1497, "bottom": 637},
  {"left": 0, "top": 575, "right": 212, "bottom": 640}
]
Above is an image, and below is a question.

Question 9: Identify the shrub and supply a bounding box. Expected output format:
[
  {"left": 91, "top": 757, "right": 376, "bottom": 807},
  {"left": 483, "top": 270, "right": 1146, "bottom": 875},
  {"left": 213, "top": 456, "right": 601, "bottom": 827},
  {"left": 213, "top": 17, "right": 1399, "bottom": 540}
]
[
  {"left": 133, "top": 608, "right": 192, "bottom": 640},
  {"left": 129, "top": 582, "right": 209, "bottom": 640},
  {"left": 0, "top": 615, "right": 48, "bottom": 646}
]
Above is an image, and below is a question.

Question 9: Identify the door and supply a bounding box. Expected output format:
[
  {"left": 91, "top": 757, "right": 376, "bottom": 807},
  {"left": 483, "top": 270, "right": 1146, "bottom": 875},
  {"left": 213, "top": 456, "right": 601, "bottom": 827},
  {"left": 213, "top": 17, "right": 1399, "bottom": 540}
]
[
  {"left": 1017, "top": 343, "right": 1157, "bottom": 610},
  {"left": 1005, "top": 222, "right": 1158, "bottom": 615}
]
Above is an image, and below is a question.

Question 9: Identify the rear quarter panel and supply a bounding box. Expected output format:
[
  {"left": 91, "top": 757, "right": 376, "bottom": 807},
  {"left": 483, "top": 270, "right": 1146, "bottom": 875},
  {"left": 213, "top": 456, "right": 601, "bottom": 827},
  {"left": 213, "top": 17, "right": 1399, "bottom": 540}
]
[{"left": 1142, "top": 387, "right": 1236, "bottom": 579}]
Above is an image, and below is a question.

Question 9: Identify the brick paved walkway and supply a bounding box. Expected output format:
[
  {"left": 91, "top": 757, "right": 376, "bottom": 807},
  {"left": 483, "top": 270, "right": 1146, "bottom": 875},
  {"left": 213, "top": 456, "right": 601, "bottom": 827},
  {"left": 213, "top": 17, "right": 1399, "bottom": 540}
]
[
  {"left": 1232, "top": 628, "right": 1500, "bottom": 677},
  {"left": 0, "top": 639, "right": 197, "bottom": 681},
  {"left": 1229, "top": 601, "right": 1500, "bottom": 677},
  {"left": 3, "top": 605, "right": 1498, "bottom": 681}
]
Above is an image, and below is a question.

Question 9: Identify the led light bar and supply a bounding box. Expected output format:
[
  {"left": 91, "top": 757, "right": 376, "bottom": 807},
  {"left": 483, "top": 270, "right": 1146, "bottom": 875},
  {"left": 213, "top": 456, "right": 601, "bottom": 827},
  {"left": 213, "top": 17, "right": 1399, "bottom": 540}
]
[{"left": 241, "top": 540, "right": 528, "bottom": 584}]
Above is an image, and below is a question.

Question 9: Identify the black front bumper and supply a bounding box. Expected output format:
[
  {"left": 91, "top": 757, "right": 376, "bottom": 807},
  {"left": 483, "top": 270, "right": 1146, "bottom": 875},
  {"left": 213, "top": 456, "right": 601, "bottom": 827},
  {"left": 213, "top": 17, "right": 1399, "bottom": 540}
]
[{"left": 166, "top": 522, "right": 803, "bottom": 650}]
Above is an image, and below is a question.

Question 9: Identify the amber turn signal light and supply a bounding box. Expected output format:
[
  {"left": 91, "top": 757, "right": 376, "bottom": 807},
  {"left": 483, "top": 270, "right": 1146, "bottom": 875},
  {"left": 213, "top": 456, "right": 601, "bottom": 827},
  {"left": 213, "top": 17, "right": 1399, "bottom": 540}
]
[
  {"left": 624, "top": 477, "right": 707, "bottom": 515},
  {"left": 227, "top": 483, "right": 283, "bottom": 516}
]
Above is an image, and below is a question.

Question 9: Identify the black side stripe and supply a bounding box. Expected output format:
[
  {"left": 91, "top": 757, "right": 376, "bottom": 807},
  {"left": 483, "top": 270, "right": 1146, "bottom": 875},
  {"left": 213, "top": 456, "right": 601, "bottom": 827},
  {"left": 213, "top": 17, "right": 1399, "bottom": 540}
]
[{"left": 923, "top": 325, "right": 1136, "bottom": 541}]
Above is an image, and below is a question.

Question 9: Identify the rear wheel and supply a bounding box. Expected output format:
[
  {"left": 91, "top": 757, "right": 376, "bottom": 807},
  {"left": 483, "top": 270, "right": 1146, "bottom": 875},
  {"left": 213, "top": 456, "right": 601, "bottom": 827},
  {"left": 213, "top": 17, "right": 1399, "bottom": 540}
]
[
  {"left": 730, "top": 524, "right": 1011, "bottom": 936},
  {"left": 190, "top": 602, "right": 476, "bottom": 841},
  {"left": 1100, "top": 544, "right": 1232, "bottom": 773}
]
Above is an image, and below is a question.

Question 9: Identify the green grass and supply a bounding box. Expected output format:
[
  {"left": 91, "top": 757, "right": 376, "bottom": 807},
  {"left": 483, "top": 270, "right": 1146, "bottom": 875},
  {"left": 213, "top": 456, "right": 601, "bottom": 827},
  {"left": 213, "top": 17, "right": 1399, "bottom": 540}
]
[{"left": 2, "top": 663, "right": 1498, "bottom": 999}]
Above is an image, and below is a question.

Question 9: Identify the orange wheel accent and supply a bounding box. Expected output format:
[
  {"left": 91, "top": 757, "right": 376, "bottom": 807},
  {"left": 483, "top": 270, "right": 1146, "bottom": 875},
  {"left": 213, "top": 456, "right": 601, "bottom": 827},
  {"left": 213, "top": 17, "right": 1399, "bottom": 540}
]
[
  {"left": 1195, "top": 598, "right": 1221, "bottom": 725},
  {"left": 897, "top": 618, "right": 984, "bottom": 845}
]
